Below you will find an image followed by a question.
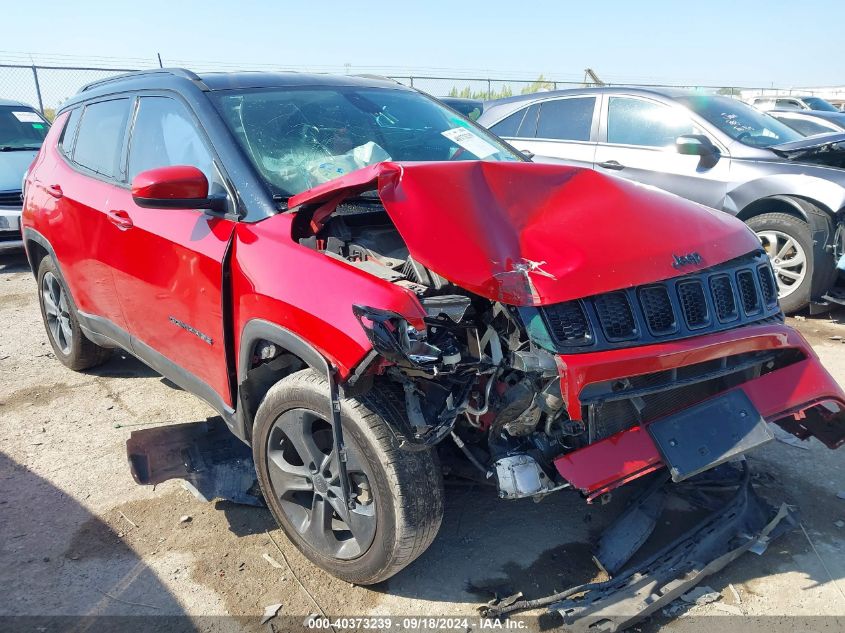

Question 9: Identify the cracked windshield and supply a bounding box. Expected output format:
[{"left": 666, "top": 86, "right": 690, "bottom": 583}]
[{"left": 213, "top": 87, "right": 519, "bottom": 197}]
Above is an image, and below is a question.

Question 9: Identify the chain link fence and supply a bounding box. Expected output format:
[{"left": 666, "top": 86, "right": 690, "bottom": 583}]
[
  {"left": 0, "top": 64, "right": 145, "bottom": 118},
  {"left": 3, "top": 63, "right": 844, "bottom": 119}
]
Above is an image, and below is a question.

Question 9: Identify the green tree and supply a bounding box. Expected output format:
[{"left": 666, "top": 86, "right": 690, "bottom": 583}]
[{"left": 521, "top": 74, "right": 556, "bottom": 95}]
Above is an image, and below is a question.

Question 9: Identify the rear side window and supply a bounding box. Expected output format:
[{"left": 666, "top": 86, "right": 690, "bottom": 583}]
[
  {"left": 58, "top": 108, "right": 82, "bottom": 157},
  {"left": 490, "top": 103, "right": 539, "bottom": 138},
  {"left": 536, "top": 97, "right": 595, "bottom": 141},
  {"left": 73, "top": 99, "right": 131, "bottom": 179},
  {"left": 127, "top": 97, "right": 215, "bottom": 184},
  {"left": 775, "top": 99, "right": 801, "bottom": 110}
]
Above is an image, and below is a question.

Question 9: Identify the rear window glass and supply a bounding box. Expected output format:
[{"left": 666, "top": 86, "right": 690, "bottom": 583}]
[
  {"left": 73, "top": 99, "right": 131, "bottom": 179},
  {"left": 58, "top": 108, "right": 82, "bottom": 157},
  {"left": 536, "top": 97, "right": 595, "bottom": 141},
  {"left": 490, "top": 104, "right": 539, "bottom": 138}
]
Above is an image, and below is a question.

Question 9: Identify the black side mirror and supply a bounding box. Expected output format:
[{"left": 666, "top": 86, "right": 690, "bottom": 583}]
[{"left": 676, "top": 134, "right": 719, "bottom": 157}]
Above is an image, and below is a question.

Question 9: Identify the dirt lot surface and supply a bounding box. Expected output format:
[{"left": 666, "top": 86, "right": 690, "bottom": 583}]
[{"left": 1, "top": 250, "right": 844, "bottom": 632}]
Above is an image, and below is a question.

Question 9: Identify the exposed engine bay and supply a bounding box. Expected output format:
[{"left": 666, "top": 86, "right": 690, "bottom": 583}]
[{"left": 294, "top": 201, "right": 575, "bottom": 499}]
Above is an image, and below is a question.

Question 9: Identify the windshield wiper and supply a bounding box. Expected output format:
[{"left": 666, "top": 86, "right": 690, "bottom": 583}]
[{"left": 0, "top": 145, "right": 41, "bottom": 152}]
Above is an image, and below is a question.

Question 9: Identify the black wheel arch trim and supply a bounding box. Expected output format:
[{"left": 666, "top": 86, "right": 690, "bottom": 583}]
[
  {"left": 22, "top": 227, "right": 57, "bottom": 279},
  {"left": 740, "top": 195, "right": 835, "bottom": 302}
]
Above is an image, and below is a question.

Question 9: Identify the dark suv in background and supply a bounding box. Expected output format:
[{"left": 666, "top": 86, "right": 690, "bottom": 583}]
[
  {"left": 478, "top": 88, "right": 845, "bottom": 313},
  {"left": 0, "top": 99, "right": 49, "bottom": 253}
]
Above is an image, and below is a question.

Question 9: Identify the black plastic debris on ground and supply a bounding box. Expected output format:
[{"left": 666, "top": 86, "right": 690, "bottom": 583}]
[
  {"left": 126, "top": 417, "right": 264, "bottom": 507},
  {"left": 481, "top": 463, "right": 796, "bottom": 633}
]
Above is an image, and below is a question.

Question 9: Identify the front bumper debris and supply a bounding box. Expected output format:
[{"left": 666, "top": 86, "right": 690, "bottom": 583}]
[
  {"left": 481, "top": 463, "right": 796, "bottom": 632},
  {"left": 554, "top": 324, "right": 845, "bottom": 501},
  {"left": 126, "top": 417, "right": 264, "bottom": 506}
]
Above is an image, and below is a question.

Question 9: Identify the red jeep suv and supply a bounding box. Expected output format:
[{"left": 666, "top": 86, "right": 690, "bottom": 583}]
[{"left": 22, "top": 69, "right": 845, "bottom": 585}]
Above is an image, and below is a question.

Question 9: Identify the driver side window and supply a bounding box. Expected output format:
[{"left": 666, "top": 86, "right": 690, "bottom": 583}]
[
  {"left": 128, "top": 97, "right": 220, "bottom": 191},
  {"left": 607, "top": 97, "right": 696, "bottom": 147}
]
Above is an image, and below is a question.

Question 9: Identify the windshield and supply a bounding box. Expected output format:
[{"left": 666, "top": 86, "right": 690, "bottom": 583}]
[
  {"left": 803, "top": 97, "right": 839, "bottom": 112},
  {"left": 0, "top": 106, "right": 49, "bottom": 150},
  {"left": 678, "top": 95, "right": 802, "bottom": 148},
  {"left": 212, "top": 87, "right": 519, "bottom": 197}
]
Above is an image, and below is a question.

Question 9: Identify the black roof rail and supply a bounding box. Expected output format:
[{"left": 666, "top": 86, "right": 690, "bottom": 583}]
[{"left": 79, "top": 68, "right": 208, "bottom": 93}]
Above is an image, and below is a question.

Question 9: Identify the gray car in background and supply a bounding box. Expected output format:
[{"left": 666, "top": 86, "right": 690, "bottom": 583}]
[
  {"left": 770, "top": 110, "right": 845, "bottom": 137},
  {"left": 478, "top": 87, "right": 845, "bottom": 313},
  {"left": 749, "top": 95, "right": 840, "bottom": 113},
  {"left": 0, "top": 99, "right": 49, "bottom": 253}
]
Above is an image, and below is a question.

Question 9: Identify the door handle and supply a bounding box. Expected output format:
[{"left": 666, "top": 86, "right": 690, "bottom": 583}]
[
  {"left": 46, "top": 184, "right": 63, "bottom": 198},
  {"left": 597, "top": 160, "right": 625, "bottom": 170},
  {"left": 107, "top": 209, "right": 134, "bottom": 230}
]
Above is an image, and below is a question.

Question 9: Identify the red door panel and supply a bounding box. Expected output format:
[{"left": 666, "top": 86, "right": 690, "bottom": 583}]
[
  {"left": 107, "top": 189, "right": 236, "bottom": 405},
  {"left": 29, "top": 146, "right": 128, "bottom": 329}
]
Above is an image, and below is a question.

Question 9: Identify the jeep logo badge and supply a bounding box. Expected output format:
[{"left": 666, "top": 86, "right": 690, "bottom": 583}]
[{"left": 672, "top": 252, "right": 703, "bottom": 269}]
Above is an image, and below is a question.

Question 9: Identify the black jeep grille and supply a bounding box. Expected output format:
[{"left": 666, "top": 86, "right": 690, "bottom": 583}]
[
  {"left": 541, "top": 300, "right": 591, "bottom": 345},
  {"left": 737, "top": 270, "right": 761, "bottom": 315},
  {"left": 758, "top": 265, "right": 778, "bottom": 307},
  {"left": 638, "top": 285, "right": 677, "bottom": 336},
  {"left": 710, "top": 274, "right": 738, "bottom": 322},
  {"left": 677, "top": 280, "right": 710, "bottom": 328},
  {"left": 0, "top": 190, "right": 22, "bottom": 207},
  {"left": 538, "top": 251, "right": 782, "bottom": 353},
  {"left": 594, "top": 292, "right": 637, "bottom": 340}
]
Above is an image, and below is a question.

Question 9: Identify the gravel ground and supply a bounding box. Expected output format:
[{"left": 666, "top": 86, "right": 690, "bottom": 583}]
[{"left": 1, "top": 250, "right": 844, "bottom": 632}]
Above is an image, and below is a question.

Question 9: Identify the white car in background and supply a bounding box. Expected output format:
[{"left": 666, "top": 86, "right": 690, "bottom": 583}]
[{"left": 0, "top": 99, "right": 49, "bottom": 253}]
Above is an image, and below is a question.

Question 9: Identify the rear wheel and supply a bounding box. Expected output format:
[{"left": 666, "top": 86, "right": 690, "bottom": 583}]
[
  {"left": 253, "top": 369, "right": 443, "bottom": 584},
  {"left": 747, "top": 212, "right": 831, "bottom": 313},
  {"left": 36, "top": 257, "right": 111, "bottom": 370}
]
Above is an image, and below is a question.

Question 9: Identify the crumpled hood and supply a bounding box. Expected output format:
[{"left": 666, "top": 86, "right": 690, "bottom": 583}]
[
  {"left": 289, "top": 161, "right": 761, "bottom": 306},
  {"left": 771, "top": 132, "right": 845, "bottom": 164}
]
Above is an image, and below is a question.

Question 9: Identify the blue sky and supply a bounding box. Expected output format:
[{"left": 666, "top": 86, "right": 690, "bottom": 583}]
[{"left": 2, "top": 0, "right": 843, "bottom": 87}]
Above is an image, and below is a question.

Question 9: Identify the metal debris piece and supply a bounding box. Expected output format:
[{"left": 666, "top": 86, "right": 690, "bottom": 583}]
[
  {"left": 481, "top": 464, "right": 796, "bottom": 633},
  {"left": 728, "top": 583, "right": 742, "bottom": 604},
  {"left": 179, "top": 515, "right": 192, "bottom": 524},
  {"left": 549, "top": 470, "right": 793, "bottom": 632},
  {"left": 263, "top": 552, "right": 284, "bottom": 569},
  {"left": 593, "top": 473, "right": 669, "bottom": 575},
  {"left": 681, "top": 586, "right": 720, "bottom": 605},
  {"left": 261, "top": 603, "right": 283, "bottom": 625},
  {"left": 771, "top": 424, "right": 811, "bottom": 450}
]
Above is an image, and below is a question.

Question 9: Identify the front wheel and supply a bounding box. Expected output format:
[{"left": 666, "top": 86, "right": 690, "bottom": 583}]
[
  {"left": 747, "top": 212, "right": 830, "bottom": 314},
  {"left": 253, "top": 370, "right": 443, "bottom": 584}
]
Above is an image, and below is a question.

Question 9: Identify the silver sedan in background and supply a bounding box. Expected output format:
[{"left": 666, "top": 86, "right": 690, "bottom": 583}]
[{"left": 478, "top": 88, "right": 845, "bottom": 313}]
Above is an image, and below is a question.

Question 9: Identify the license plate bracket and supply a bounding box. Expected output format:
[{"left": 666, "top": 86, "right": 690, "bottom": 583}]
[{"left": 647, "top": 390, "right": 773, "bottom": 482}]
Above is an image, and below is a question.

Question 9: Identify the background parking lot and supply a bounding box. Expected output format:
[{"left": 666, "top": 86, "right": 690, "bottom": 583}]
[{"left": 1, "top": 251, "right": 844, "bottom": 631}]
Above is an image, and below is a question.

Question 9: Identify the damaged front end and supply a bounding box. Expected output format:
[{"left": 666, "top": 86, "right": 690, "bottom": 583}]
[{"left": 288, "top": 161, "right": 845, "bottom": 505}]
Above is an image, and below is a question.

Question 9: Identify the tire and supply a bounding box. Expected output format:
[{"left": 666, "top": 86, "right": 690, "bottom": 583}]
[
  {"left": 36, "top": 256, "right": 111, "bottom": 371},
  {"left": 253, "top": 369, "right": 443, "bottom": 584},
  {"left": 746, "top": 212, "right": 832, "bottom": 314}
]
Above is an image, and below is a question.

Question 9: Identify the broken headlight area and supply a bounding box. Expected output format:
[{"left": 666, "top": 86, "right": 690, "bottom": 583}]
[{"left": 350, "top": 294, "right": 579, "bottom": 499}]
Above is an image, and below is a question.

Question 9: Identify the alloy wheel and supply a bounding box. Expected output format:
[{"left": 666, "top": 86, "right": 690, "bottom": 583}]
[
  {"left": 756, "top": 230, "right": 807, "bottom": 299},
  {"left": 265, "top": 409, "right": 376, "bottom": 560},
  {"left": 41, "top": 271, "right": 73, "bottom": 355}
]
